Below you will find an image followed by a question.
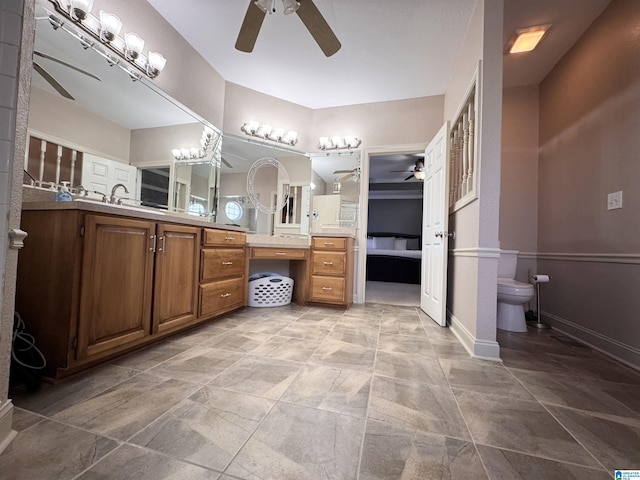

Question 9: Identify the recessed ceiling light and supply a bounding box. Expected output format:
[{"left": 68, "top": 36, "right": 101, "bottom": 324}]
[{"left": 507, "top": 25, "right": 550, "bottom": 54}]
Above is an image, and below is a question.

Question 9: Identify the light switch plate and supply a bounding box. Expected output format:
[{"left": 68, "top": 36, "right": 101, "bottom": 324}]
[{"left": 607, "top": 190, "right": 623, "bottom": 210}]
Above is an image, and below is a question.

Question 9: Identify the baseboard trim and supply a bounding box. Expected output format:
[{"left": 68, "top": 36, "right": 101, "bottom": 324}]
[
  {"left": 0, "top": 400, "right": 16, "bottom": 455},
  {"left": 448, "top": 311, "right": 501, "bottom": 362},
  {"left": 546, "top": 312, "right": 640, "bottom": 371}
]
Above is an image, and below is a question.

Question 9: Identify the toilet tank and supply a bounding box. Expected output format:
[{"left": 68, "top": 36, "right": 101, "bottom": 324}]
[{"left": 498, "top": 250, "right": 518, "bottom": 279}]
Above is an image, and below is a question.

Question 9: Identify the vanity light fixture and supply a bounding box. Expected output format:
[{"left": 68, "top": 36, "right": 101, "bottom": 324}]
[
  {"left": 240, "top": 121, "right": 299, "bottom": 146},
  {"left": 98, "top": 11, "right": 122, "bottom": 42},
  {"left": 318, "top": 135, "right": 361, "bottom": 151},
  {"left": 506, "top": 25, "right": 550, "bottom": 54},
  {"left": 47, "top": 0, "right": 167, "bottom": 79},
  {"left": 172, "top": 125, "right": 221, "bottom": 162}
]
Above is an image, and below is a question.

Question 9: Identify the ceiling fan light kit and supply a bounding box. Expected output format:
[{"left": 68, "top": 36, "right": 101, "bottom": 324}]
[
  {"left": 47, "top": 0, "right": 167, "bottom": 80},
  {"left": 236, "top": 0, "right": 341, "bottom": 57}
]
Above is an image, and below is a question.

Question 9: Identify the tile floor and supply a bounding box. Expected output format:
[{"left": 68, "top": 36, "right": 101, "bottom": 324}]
[{"left": 3, "top": 301, "right": 640, "bottom": 479}]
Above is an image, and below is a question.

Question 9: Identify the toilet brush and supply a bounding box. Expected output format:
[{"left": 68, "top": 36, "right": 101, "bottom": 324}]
[{"left": 528, "top": 275, "right": 551, "bottom": 329}]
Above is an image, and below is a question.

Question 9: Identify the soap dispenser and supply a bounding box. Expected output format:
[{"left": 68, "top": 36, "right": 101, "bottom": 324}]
[{"left": 55, "top": 183, "right": 72, "bottom": 202}]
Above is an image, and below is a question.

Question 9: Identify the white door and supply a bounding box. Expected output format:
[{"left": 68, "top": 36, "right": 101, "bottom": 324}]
[
  {"left": 81, "top": 153, "right": 137, "bottom": 197},
  {"left": 421, "top": 122, "right": 450, "bottom": 326}
]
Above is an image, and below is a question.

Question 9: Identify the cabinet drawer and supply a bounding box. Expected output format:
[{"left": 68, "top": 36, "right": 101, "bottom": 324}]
[
  {"left": 199, "top": 277, "right": 245, "bottom": 317},
  {"left": 203, "top": 229, "right": 246, "bottom": 247},
  {"left": 309, "top": 276, "right": 345, "bottom": 303},
  {"left": 251, "top": 247, "right": 308, "bottom": 260},
  {"left": 201, "top": 248, "right": 245, "bottom": 281},
  {"left": 312, "top": 237, "right": 347, "bottom": 251},
  {"left": 312, "top": 251, "right": 346, "bottom": 276}
]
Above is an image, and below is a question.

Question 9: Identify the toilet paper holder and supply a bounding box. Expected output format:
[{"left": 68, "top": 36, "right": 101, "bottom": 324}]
[{"left": 529, "top": 274, "right": 551, "bottom": 329}]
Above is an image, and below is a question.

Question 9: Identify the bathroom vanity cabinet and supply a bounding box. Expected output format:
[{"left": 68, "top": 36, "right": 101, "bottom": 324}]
[
  {"left": 199, "top": 228, "right": 247, "bottom": 317},
  {"left": 16, "top": 207, "right": 240, "bottom": 380},
  {"left": 309, "top": 236, "right": 354, "bottom": 308}
]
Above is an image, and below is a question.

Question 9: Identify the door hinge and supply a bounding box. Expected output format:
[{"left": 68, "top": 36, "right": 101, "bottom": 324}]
[
  {"left": 80, "top": 225, "right": 85, "bottom": 237},
  {"left": 72, "top": 337, "right": 78, "bottom": 349}
]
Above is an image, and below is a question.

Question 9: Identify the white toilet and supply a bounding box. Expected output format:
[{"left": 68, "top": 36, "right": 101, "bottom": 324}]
[{"left": 497, "top": 250, "right": 534, "bottom": 332}]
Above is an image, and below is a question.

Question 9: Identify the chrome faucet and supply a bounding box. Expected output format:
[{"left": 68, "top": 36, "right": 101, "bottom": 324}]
[{"left": 110, "top": 183, "right": 129, "bottom": 204}]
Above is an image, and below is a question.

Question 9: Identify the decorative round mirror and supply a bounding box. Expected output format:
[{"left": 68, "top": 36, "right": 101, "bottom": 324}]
[{"left": 246, "top": 157, "right": 290, "bottom": 214}]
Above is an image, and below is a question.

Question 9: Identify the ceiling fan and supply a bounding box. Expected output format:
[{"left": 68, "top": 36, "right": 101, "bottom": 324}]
[
  {"left": 32, "top": 50, "right": 101, "bottom": 101},
  {"left": 236, "top": 0, "right": 341, "bottom": 57},
  {"left": 391, "top": 159, "right": 425, "bottom": 181},
  {"left": 333, "top": 166, "right": 360, "bottom": 183}
]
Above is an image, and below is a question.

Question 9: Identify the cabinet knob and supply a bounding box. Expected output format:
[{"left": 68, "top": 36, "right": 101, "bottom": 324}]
[
  {"left": 323, "top": 261, "right": 333, "bottom": 265},
  {"left": 222, "top": 261, "right": 233, "bottom": 265},
  {"left": 220, "top": 293, "right": 232, "bottom": 298},
  {"left": 224, "top": 236, "right": 235, "bottom": 241},
  {"left": 323, "top": 242, "right": 334, "bottom": 246},
  {"left": 276, "top": 252, "right": 286, "bottom": 256},
  {"left": 322, "top": 286, "right": 333, "bottom": 291}
]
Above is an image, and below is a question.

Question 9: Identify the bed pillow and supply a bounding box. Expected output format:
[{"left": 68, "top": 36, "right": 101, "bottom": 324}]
[
  {"left": 372, "top": 236, "right": 394, "bottom": 250},
  {"left": 394, "top": 238, "right": 407, "bottom": 250}
]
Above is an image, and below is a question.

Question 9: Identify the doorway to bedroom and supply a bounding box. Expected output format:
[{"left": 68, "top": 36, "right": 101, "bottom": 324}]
[{"left": 364, "top": 150, "right": 425, "bottom": 306}]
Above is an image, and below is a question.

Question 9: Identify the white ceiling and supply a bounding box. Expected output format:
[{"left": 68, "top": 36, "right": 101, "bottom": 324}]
[
  {"left": 147, "top": 0, "right": 478, "bottom": 109},
  {"left": 147, "top": 0, "right": 611, "bottom": 109}
]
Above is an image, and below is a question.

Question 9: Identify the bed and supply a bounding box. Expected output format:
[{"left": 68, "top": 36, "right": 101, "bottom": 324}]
[{"left": 366, "top": 232, "right": 422, "bottom": 284}]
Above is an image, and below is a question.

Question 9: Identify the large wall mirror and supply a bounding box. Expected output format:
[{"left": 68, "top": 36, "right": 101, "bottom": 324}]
[
  {"left": 25, "top": 4, "right": 221, "bottom": 220},
  {"left": 220, "top": 135, "right": 361, "bottom": 235}
]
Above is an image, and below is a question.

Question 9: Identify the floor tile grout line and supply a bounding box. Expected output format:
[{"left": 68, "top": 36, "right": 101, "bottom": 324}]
[
  {"left": 501, "top": 341, "right": 612, "bottom": 472},
  {"left": 354, "top": 309, "right": 382, "bottom": 480},
  {"left": 217, "top": 306, "right": 323, "bottom": 477}
]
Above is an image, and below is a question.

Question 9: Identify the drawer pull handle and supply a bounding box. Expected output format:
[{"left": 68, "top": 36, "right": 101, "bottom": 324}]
[
  {"left": 276, "top": 252, "right": 286, "bottom": 256},
  {"left": 221, "top": 293, "right": 232, "bottom": 298},
  {"left": 322, "top": 286, "right": 333, "bottom": 291},
  {"left": 323, "top": 242, "right": 334, "bottom": 246},
  {"left": 323, "top": 261, "right": 333, "bottom": 265},
  {"left": 222, "top": 261, "right": 233, "bottom": 265},
  {"left": 224, "top": 236, "right": 235, "bottom": 241}
]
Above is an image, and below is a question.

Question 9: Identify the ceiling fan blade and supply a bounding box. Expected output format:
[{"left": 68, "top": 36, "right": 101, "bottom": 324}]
[
  {"left": 33, "top": 62, "right": 74, "bottom": 100},
  {"left": 34, "top": 51, "right": 101, "bottom": 82},
  {"left": 389, "top": 169, "right": 411, "bottom": 173},
  {"left": 296, "top": 0, "right": 341, "bottom": 57},
  {"left": 235, "top": 1, "right": 267, "bottom": 53},
  {"left": 337, "top": 173, "right": 354, "bottom": 182},
  {"left": 404, "top": 174, "right": 414, "bottom": 181},
  {"left": 221, "top": 157, "right": 234, "bottom": 169},
  {"left": 333, "top": 169, "right": 354, "bottom": 174}
]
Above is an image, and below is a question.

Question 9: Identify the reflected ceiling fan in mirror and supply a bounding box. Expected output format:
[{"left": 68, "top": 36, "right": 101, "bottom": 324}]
[
  {"left": 333, "top": 166, "right": 360, "bottom": 183},
  {"left": 32, "top": 50, "right": 101, "bottom": 100},
  {"left": 236, "top": 0, "right": 341, "bottom": 57}
]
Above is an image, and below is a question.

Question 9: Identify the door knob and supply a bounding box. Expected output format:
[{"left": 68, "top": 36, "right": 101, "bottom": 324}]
[{"left": 435, "top": 231, "right": 455, "bottom": 239}]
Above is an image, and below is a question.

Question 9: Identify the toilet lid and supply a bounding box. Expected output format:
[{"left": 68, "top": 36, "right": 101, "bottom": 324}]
[{"left": 497, "top": 278, "right": 534, "bottom": 294}]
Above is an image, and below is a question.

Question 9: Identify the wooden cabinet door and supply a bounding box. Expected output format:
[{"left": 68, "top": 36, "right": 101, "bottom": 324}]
[
  {"left": 77, "top": 215, "right": 155, "bottom": 360},
  {"left": 153, "top": 223, "right": 201, "bottom": 334}
]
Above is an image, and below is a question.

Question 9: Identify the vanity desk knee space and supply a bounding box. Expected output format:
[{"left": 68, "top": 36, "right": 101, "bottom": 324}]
[{"left": 248, "top": 233, "right": 355, "bottom": 308}]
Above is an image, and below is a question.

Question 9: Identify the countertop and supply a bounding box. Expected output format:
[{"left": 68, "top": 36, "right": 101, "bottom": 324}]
[{"left": 21, "top": 199, "right": 248, "bottom": 232}]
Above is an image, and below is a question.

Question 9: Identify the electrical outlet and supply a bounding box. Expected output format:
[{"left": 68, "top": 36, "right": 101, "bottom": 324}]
[{"left": 607, "top": 191, "right": 623, "bottom": 210}]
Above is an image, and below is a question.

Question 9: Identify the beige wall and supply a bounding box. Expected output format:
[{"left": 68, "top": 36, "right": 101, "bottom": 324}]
[
  {"left": 313, "top": 96, "right": 445, "bottom": 149},
  {"left": 537, "top": 0, "right": 640, "bottom": 368},
  {"left": 444, "top": 0, "right": 503, "bottom": 359},
  {"left": 28, "top": 87, "right": 131, "bottom": 162},
  {"left": 500, "top": 86, "right": 539, "bottom": 284},
  {"left": 223, "top": 83, "right": 314, "bottom": 151},
  {"left": 129, "top": 123, "right": 203, "bottom": 168}
]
